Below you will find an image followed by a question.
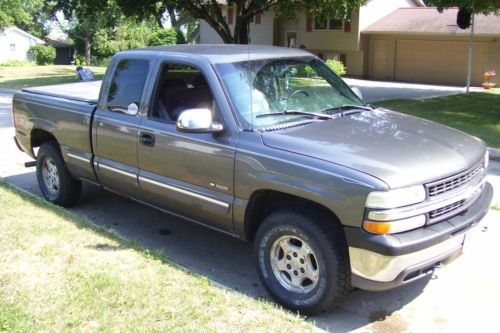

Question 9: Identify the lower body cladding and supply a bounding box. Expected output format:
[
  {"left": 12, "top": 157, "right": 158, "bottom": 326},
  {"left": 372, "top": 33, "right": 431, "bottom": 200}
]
[{"left": 345, "top": 182, "right": 493, "bottom": 291}]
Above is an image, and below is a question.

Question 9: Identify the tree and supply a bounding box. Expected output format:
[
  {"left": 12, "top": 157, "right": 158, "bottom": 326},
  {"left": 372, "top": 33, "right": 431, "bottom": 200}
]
[
  {"left": 116, "top": 0, "right": 368, "bottom": 44},
  {"left": 51, "top": 0, "right": 121, "bottom": 65},
  {"left": 0, "top": 0, "right": 47, "bottom": 36},
  {"left": 425, "top": 1, "right": 500, "bottom": 14}
]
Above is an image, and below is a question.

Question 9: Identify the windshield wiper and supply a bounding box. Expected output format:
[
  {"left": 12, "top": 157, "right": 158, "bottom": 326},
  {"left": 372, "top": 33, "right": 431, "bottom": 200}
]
[
  {"left": 323, "top": 104, "right": 375, "bottom": 114},
  {"left": 256, "top": 110, "right": 339, "bottom": 120}
]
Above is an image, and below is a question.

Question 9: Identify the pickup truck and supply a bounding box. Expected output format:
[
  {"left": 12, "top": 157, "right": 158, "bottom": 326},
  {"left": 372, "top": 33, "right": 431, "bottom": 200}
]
[{"left": 12, "top": 45, "right": 493, "bottom": 314}]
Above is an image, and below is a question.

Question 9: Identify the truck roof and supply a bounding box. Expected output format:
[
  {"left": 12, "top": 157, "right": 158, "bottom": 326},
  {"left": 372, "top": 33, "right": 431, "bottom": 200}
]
[{"left": 125, "top": 44, "right": 313, "bottom": 64}]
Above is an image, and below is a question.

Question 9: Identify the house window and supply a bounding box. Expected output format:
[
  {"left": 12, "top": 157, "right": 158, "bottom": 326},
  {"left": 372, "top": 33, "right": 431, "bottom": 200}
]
[
  {"left": 10, "top": 44, "right": 16, "bottom": 52},
  {"left": 313, "top": 17, "right": 344, "bottom": 31}
]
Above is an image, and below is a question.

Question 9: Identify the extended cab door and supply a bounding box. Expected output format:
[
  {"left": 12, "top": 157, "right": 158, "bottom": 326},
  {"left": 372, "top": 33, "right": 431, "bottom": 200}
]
[
  {"left": 93, "top": 57, "right": 153, "bottom": 197},
  {"left": 136, "top": 59, "right": 237, "bottom": 232}
]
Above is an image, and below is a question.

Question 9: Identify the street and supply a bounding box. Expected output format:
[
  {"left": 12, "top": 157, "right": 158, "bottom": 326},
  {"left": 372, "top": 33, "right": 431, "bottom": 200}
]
[{"left": 1, "top": 91, "right": 499, "bottom": 332}]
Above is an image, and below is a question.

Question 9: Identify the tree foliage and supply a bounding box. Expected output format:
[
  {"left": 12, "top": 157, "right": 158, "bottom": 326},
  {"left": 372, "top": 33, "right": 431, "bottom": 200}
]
[
  {"left": 425, "top": 0, "right": 500, "bottom": 14},
  {"left": 29, "top": 44, "right": 56, "bottom": 65},
  {"left": 116, "top": 0, "right": 369, "bottom": 44},
  {"left": 51, "top": 0, "right": 121, "bottom": 65},
  {"left": 0, "top": 0, "right": 47, "bottom": 36}
]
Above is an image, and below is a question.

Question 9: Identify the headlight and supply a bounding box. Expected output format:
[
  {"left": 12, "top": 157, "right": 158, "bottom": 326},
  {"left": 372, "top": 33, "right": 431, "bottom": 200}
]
[
  {"left": 485, "top": 151, "right": 489, "bottom": 169},
  {"left": 365, "top": 185, "right": 426, "bottom": 209}
]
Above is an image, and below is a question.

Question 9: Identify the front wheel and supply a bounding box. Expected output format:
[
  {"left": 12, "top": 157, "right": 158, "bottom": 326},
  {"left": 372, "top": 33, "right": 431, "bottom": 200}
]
[
  {"left": 254, "top": 209, "right": 351, "bottom": 315},
  {"left": 36, "top": 142, "right": 82, "bottom": 206}
]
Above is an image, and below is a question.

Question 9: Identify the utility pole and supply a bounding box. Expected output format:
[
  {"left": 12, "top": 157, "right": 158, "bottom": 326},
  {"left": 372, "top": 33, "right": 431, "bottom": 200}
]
[{"left": 466, "top": 14, "right": 475, "bottom": 93}]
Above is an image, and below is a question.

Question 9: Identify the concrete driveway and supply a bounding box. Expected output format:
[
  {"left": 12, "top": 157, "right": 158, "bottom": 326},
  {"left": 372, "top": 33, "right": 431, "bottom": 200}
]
[
  {"left": 1, "top": 91, "right": 499, "bottom": 332},
  {"left": 343, "top": 78, "right": 482, "bottom": 103}
]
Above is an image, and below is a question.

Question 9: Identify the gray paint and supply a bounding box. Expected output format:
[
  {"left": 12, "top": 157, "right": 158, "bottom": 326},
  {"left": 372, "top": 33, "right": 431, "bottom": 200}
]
[{"left": 12, "top": 44, "right": 487, "bottom": 239}]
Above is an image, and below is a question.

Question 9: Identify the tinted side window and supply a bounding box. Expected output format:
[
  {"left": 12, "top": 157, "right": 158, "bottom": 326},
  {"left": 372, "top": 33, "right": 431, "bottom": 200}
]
[
  {"left": 151, "top": 63, "right": 215, "bottom": 122},
  {"left": 107, "top": 59, "right": 150, "bottom": 113}
]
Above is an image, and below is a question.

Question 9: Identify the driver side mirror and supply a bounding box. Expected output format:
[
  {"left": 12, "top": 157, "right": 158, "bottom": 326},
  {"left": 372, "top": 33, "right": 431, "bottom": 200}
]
[{"left": 176, "top": 108, "right": 224, "bottom": 133}]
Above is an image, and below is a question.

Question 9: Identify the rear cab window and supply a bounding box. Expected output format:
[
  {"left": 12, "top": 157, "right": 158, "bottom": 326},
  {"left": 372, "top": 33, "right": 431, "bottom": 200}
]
[{"left": 107, "top": 59, "right": 150, "bottom": 114}]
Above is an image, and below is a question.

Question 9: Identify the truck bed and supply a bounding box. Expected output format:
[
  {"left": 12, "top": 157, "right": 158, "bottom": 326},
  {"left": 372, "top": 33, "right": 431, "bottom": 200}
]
[{"left": 23, "top": 81, "right": 102, "bottom": 103}]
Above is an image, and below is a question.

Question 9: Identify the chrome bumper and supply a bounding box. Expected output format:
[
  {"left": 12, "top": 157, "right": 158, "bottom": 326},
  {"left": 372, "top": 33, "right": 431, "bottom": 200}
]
[
  {"left": 350, "top": 233, "right": 464, "bottom": 289},
  {"left": 348, "top": 182, "right": 493, "bottom": 291}
]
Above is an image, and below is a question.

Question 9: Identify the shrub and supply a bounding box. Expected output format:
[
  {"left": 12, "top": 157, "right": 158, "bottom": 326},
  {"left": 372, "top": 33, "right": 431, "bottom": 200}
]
[
  {"left": 149, "top": 28, "right": 185, "bottom": 46},
  {"left": 29, "top": 45, "right": 56, "bottom": 65},
  {"left": 325, "top": 59, "right": 346, "bottom": 77},
  {"left": 75, "top": 55, "right": 87, "bottom": 67}
]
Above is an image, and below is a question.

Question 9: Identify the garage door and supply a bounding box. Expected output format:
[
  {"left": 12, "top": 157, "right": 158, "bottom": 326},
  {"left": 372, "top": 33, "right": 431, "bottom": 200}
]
[{"left": 394, "top": 40, "right": 488, "bottom": 86}]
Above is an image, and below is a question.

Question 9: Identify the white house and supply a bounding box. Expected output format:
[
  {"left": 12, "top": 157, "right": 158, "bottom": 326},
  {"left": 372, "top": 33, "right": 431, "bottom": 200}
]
[{"left": 0, "top": 26, "right": 45, "bottom": 64}]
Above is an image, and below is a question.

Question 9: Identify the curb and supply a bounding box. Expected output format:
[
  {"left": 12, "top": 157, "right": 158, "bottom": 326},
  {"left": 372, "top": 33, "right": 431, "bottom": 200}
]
[
  {"left": 0, "top": 87, "right": 18, "bottom": 94},
  {"left": 488, "top": 147, "right": 500, "bottom": 162}
]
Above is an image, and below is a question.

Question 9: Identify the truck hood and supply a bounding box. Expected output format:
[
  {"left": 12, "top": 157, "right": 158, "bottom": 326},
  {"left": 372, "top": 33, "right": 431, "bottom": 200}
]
[{"left": 261, "top": 109, "right": 485, "bottom": 188}]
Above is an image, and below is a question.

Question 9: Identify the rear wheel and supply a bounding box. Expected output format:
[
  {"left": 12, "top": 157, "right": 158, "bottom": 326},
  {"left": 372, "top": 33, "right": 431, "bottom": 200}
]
[
  {"left": 36, "top": 142, "right": 82, "bottom": 206},
  {"left": 254, "top": 209, "right": 351, "bottom": 315}
]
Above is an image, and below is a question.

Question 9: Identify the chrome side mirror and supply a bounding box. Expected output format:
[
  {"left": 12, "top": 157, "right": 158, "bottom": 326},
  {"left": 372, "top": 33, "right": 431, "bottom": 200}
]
[
  {"left": 351, "top": 87, "right": 363, "bottom": 100},
  {"left": 176, "top": 108, "right": 223, "bottom": 133}
]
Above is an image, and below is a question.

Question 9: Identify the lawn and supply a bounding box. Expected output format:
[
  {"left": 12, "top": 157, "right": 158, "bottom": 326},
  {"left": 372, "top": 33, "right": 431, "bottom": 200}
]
[
  {"left": 0, "top": 182, "right": 315, "bottom": 332},
  {"left": 376, "top": 90, "right": 500, "bottom": 148},
  {"left": 0, "top": 65, "right": 107, "bottom": 89}
]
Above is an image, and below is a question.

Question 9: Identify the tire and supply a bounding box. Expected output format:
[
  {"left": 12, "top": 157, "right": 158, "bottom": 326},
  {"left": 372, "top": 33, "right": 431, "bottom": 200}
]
[
  {"left": 36, "top": 141, "right": 82, "bottom": 207},
  {"left": 254, "top": 209, "right": 351, "bottom": 315}
]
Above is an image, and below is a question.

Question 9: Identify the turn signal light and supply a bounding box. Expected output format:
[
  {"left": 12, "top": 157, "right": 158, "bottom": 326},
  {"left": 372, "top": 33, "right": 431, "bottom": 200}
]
[{"left": 363, "top": 221, "right": 391, "bottom": 235}]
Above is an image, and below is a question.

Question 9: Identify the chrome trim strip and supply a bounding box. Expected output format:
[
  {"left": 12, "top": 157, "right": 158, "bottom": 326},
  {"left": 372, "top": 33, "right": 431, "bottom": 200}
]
[
  {"left": 99, "top": 164, "right": 137, "bottom": 179},
  {"left": 139, "top": 176, "right": 229, "bottom": 209},
  {"left": 368, "top": 180, "right": 485, "bottom": 221},
  {"left": 67, "top": 153, "right": 90, "bottom": 163}
]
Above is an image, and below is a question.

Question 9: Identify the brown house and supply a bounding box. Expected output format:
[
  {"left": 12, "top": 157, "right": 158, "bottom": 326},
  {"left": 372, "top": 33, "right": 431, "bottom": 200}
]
[
  {"left": 363, "top": 8, "right": 500, "bottom": 86},
  {"left": 200, "top": 0, "right": 500, "bottom": 86}
]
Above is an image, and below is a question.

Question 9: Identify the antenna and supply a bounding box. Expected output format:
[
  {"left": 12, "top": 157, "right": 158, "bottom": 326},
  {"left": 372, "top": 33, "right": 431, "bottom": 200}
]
[{"left": 247, "top": 15, "right": 254, "bottom": 130}]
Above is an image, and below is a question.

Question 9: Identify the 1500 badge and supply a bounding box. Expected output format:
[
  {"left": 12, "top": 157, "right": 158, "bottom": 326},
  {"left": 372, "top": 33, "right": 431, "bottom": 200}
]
[{"left": 209, "top": 182, "right": 229, "bottom": 191}]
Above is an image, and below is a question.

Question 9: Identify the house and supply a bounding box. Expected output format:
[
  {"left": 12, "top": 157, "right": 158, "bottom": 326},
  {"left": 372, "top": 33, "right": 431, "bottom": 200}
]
[
  {"left": 45, "top": 38, "right": 75, "bottom": 65},
  {"left": 200, "top": 0, "right": 500, "bottom": 86},
  {"left": 0, "top": 26, "right": 45, "bottom": 64},
  {"left": 363, "top": 8, "right": 500, "bottom": 85}
]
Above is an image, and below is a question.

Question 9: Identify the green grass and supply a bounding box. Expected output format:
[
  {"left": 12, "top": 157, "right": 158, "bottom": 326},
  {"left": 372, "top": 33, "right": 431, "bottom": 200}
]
[
  {"left": 376, "top": 90, "right": 500, "bottom": 148},
  {"left": 0, "top": 65, "right": 107, "bottom": 89},
  {"left": 0, "top": 182, "right": 315, "bottom": 332}
]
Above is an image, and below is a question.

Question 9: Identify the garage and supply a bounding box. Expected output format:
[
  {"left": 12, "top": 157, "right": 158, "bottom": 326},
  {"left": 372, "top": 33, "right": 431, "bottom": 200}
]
[
  {"left": 394, "top": 39, "right": 488, "bottom": 86},
  {"left": 363, "top": 8, "right": 500, "bottom": 86}
]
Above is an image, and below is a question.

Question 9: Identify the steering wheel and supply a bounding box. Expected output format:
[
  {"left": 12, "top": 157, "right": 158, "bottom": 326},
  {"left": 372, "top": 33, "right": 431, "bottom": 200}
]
[{"left": 287, "top": 89, "right": 310, "bottom": 101}]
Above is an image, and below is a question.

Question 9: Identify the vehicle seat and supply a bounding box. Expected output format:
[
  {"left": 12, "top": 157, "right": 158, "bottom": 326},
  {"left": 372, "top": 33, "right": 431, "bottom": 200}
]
[
  {"left": 163, "top": 78, "right": 191, "bottom": 121},
  {"left": 189, "top": 74, "right": 213, "bottom": 109}
]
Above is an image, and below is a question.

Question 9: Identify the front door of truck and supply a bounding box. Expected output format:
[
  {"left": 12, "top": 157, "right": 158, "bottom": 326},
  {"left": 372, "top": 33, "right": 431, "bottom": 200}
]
[
  {"left": 136, "top": 61, "right": 236, "bottom": 232},
  {"left": 93, "top": 57, "right": 152, "bottom": 197}
]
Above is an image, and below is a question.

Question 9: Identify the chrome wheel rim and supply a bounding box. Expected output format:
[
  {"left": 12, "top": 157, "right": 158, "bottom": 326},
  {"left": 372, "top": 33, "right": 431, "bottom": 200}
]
[
  {"left": 42, "top": 158, "right": 59, "bottom": 195},
  {"left": 270, "top": 235, "right": 320, "bottom": 294}
]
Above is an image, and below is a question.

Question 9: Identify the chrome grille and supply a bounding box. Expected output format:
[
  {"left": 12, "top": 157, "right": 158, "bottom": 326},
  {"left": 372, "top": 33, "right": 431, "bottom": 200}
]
[
  {"left": 429, "top": 199, "right": 466, "bottom": 220},
  {"left": 427, "top": 163, "right": 483, "bottom": 197}
]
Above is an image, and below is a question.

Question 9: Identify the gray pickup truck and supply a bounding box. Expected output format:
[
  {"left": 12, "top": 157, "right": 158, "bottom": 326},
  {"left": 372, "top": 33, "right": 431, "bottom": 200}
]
[{"left": 12, "top": 45, "right": 493, "bottom": 314}]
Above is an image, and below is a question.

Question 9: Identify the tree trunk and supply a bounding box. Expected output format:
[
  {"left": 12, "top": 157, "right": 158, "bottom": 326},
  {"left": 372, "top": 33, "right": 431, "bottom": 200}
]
[
  {"left": 167, "top": 6, "right": 177, "bottom": 27},
  {"left": 84, "top": 38, "right": 91, "bottom": 66},
  {"left": 233, "top": 5, "right": 250, "bottom": 44}
]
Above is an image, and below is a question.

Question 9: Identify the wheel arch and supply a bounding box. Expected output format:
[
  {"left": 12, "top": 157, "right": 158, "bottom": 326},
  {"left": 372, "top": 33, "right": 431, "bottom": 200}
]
[
  {"left": 244, "top": 189, "right": 343, "bottom": 241},
  {"left": 30, "top": 128, "right": 59, "bottom": 154}
]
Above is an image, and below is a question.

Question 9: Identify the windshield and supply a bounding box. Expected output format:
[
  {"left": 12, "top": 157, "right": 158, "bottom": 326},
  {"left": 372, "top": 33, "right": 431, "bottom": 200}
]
[{"left": 216, "top": 57, "right": 363, "bottom": 130}]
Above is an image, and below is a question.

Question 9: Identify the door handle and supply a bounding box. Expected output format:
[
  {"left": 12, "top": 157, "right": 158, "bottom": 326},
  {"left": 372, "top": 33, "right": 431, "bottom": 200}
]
[{"left": 139, "top": 132, "right": 155, "bottom": 147}]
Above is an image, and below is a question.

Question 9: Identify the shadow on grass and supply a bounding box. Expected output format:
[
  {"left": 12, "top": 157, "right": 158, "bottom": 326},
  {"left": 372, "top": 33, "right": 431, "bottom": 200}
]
[
  {"left": 0, "top": 74, "right": 105, "bottom": 90},
  {"left": 0, "top": 179, "right": 429, "bottom": 332}
]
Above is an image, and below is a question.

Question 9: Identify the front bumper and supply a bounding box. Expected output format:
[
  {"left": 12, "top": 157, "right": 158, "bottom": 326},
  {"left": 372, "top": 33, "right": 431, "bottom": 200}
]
[{"left": 346, "top": 182, "right": 493, "bottom": 291}]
